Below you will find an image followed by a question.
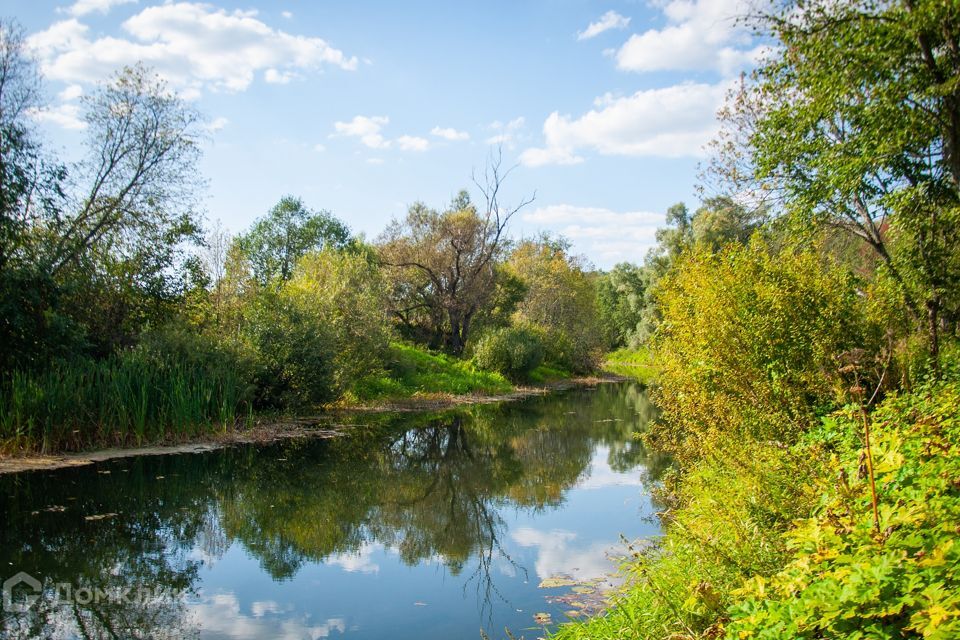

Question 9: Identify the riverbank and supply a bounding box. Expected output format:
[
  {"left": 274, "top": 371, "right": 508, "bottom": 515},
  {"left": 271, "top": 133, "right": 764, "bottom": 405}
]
[{"left": 0, "top": 374, "right": 621, "bottom": 475}]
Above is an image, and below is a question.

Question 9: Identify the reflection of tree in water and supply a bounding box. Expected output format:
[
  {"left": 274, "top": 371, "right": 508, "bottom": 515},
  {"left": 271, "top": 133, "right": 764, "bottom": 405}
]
[
  {"left": 0, "top": 455, "right": 227, "bottom": 639},
  {"left": 0, "top": 381, "right": 663, "bottom": 637}
]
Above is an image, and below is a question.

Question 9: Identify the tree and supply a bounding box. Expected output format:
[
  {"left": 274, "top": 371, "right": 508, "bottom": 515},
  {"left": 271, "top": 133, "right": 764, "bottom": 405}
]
[
  {"left": 45, "top": 64, "right": 204, "bottom": 277},
  {"left": 379, "top": 153, "right": 533, "bottom": 355},
  {"left": 0, "top": 19, "right": 44, "bottom": 269},
  {"left": 237, "top": 196, "right": 351, "bottom": 285},
  {"left": 507, "top": 235, "right": 603, "bottom": 372},
  {"left": 596, "top": 262, "right": 645, "bottom": 349},
  {"left": 709, "top": 0, "right": 960, "bottom": 367}
]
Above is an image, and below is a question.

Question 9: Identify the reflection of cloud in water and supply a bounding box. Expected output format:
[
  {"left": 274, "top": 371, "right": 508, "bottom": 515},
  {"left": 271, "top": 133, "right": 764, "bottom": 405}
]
[
  {"left": 325, "top": 542, "right": 381, "bottom": 574},
  {"left": 576, "top": 447, "right": 643, "bottom": 490},
  {"left": 510, "top": 527, "right": 622, "bottom": 580},
  {"left": 189, "top": 592, "right": 346, "bottom": 639}
]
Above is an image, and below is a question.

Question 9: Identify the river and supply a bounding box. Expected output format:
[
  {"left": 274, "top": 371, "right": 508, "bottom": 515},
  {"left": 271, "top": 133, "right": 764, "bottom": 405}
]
[{"left": 0, "top": 381, "right": 667, "bottom": 639}]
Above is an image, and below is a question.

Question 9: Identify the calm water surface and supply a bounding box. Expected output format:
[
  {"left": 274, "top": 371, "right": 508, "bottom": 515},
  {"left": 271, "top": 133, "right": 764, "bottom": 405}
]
[{"left": 0, "top": 382, "right": 667, "bottom": 639}]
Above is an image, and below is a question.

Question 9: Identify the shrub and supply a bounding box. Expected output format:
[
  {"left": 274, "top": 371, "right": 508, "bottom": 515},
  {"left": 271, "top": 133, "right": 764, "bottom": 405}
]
[
  {"left": 727, "top": 378, "right": 960, "bottom": 640},
  {"left": 651, "top": 238, "right": 873, "bottom": 460},
  {"left": 473, "top": 326, "right": 545, "bottom": 382},
  {"left": 246, "top": 249, "right": 391, "bottom": 407}
]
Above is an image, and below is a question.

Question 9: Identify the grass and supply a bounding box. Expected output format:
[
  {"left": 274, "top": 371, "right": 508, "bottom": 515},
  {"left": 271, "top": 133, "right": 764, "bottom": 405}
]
[
  {"left": 0, "top": 353, "right": 251, "bottom": 454},
  {"left": 345, "top": 342, "right": 513, "bottom": 403},
  {"left": 602, "top": 346, "right": 657, "bottom": 384},
  {"left": 551, "top": 364, "right": 960, "bottom": 640}
]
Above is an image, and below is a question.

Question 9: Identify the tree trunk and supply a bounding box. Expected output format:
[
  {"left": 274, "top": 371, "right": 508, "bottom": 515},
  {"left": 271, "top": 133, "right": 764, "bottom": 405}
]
[{"left": 927, "top": 296, "right": 941, "bottom": 379}]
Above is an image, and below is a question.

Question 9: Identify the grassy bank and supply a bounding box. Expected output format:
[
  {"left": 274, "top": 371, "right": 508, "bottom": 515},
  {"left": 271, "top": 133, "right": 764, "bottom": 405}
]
[
  {"left": 553, "top": 371, "right": 960, "bottom": 640},
  {"left": 0, "top": 342, "right": 582, "bottom": 455},
  {"left": 344, "top": 342, "right": 513, "bottom": 403},
  {"left": 602, "top": 347, "right": 657, "bottom": 384}
]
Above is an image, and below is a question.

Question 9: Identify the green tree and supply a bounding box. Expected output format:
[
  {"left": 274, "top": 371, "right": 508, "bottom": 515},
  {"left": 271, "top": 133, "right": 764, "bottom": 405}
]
[
  {"left": 713, "top": 0, "right": 960, "bottom": 367},
  {"left": 237, "top": 196, "right": 351, "bottom": 285},
  {"left": 596, "top": 262, "right": 645, "bottom": 349},
  {"left": 507, "top": 235, "right": 603, "bottom": 372},
  {"left": 379, "top": 158, "right": 533, "bottom": 355}
]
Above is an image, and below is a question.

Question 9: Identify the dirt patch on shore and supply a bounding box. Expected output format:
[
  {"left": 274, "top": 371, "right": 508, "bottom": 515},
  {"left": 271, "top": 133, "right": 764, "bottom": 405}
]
[{"left": 0, "top": 375, "right": 622, "bottom": 475}]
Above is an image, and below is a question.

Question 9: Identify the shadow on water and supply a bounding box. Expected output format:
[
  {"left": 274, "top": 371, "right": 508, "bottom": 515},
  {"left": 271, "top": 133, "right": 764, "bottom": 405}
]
[{"left": 0, "top": 381, "right": 669, "bottom": 639}]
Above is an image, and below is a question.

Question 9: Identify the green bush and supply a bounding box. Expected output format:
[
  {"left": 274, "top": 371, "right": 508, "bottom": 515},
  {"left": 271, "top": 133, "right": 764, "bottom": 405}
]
[
  {"left": 245, "top": 249, "right": 392, "bottom": 408},
  {"left": 651, "top": 238, "right": 873, "bottom": 461},
  {"left": 473, "top": 326, "right": 545, "bottom": 382},
  {"left": 0, "top": 334, "right": 254, "bottom": 453},
  {"left": 726, "top": 379, "right": 960, "bottom": 640}
]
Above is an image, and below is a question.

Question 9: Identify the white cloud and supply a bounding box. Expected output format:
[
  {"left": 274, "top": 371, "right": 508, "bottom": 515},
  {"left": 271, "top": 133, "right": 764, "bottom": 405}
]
[
  {"left": 313, "top": 143, "right": 326, "bottom": 152},
  {"left": 485, "top": 116, "right": 525, "bottom": 147},
  {"left": 57, "top": 83, "right": 84, "bottom": 101},
  {"left": 396, "top": 135, "right": 429, "bottom": 151},
  {"left": 27, "top": 103, "right": 86, "bottom": 130},
  {"left": 28, "top": 3, "right": 357, "bottom": 98},
  {"left": 264, "top": 68, "right": 298, "bottom": 84},
  {"left": 281, "top": 11, "right": 293, "bottom": 19},
  {"left": 522, "top": 204, "right": 664, "bottom": 266},
  {"left": 577, "top": 10, "right": 631, "bottom": 40},
  {"left": 206, "top": 116, "right": 229, "bottom": 132},
  {"left": 430, "top": 126, "right": 469, "bottom": 141},
  {"left": 333, "top": 115, "right": 390, "bottom": 149},
  {"left": 615, "top": 0, "right": 766, "bottom": 75},
  {"left": 521, "top": 82, "right": 726, "bottom": 166},
  {"left": 333, "top": 116, "right": 433, "bottom": 152},
  {"left": 366, "top": 157, "right": 384, "bottom": 165},
  {"left": 65, "top": 0, "right": 136, "bottom": 17}
]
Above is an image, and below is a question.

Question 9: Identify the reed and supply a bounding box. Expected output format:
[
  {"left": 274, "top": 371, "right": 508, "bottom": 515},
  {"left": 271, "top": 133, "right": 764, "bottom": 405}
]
[{"left": 0, "top": 351, "right": 251, "bottom": 453}]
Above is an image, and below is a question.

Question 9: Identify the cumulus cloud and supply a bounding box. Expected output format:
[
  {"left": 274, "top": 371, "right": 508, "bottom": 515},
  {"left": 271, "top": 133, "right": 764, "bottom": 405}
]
[
  {"left": 521, "top": 82, "right": 727, "bottom": 166},
  {"left": 577, "top": 10, "right": 631, "bottom": 40},
  {"left": 206, "top": 116, "right": 229, "bottom": 132},
  {"left": 65, "top": 0, "right": 136, "bottom": 17},
  {"left": 615, "top": 0, "right": 767, "bottom": 75},
  {"left": 332, "top": 115, "right": 391, "bottom": 149},
  {"left": 28, "top": 102, "right": 87, "bottom": 130},
  {"left": 333, "top": 116, "right": 434, "bottom": 152},
  {"left": 430, "top": 126, "right": 469, "bottom": 141},
  {"left": 28, "top": 3, "right": 357, "bottom": 98},
  {"left": 485, "top": 116, "right": 525, "bottom": 147},
  {"left": 396, "top": 135, "right": 429, "bottom": 151},
  {"left": 522, "top": 204, "right": 664, "bottom": 266}
]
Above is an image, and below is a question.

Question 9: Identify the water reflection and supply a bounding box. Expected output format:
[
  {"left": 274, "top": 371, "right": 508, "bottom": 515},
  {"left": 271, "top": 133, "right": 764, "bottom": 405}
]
[{"left": 0, "top": 382, "right": 667, "bottom": 639}]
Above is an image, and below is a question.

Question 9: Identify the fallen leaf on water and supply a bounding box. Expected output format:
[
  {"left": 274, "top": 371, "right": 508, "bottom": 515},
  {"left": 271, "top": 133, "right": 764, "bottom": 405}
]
[
  {"left": 414, "top": 601, "right": 427, "bottom": 606},
  {"left": 538, "top": 576, "right": 577, "bottom": 588},
  {"left": 84, "top": 513, "right": 118, "bottom": 521},
  {"left": 565, "top": 610, "right": 583, "bottom": 618},
  {"left": 43, "top": 505, "right": 66, "bottom": 512},
  {"left": 533, "top": 612, "right": 552, "bottom": 625},
  {"left": 572, "top": 586, "right": 596, "bottom": 595}
]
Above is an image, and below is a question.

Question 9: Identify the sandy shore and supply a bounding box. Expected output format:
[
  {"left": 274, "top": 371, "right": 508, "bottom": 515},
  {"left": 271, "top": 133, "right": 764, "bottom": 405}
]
[{"left": 0, "top": 375, "right": 621, "bottom": 475}]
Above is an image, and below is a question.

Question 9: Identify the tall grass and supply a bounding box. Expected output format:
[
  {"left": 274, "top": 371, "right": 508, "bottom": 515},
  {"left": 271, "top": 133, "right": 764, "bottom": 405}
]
[{"left": 0, "top": 352, "right": 251, "bottom": 453}]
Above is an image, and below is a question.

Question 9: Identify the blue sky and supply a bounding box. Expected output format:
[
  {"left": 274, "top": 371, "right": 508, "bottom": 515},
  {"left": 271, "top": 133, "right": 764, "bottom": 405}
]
[{"left": 11, "top": 0, "right": 762, "bottom": 268}]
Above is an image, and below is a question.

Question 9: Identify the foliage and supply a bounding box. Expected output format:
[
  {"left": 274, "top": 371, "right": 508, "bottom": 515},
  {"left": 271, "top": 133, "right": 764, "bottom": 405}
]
[
  {"left": 603, "top": 347, "right": 657, "bottom": 384},
  {"left": 507, "top": 235, "right": 604, "bottom": 373},
  {"left": 473, "top": 325, "right": 545, "bottom": 382},
  {"left": 236, "top": 196, "right": 351, "bottom": 285},
  {"left": 596, "top": 263, "right": 646, "bottom": 349},
  {"left": 247, "top": 249, "right": 390, "bottom": 407},
  {"left": 0, "top": 330, "right": 253, "bottom": 453},
  {"left": 727, "top": 379, "right": 960, "bottom": 639},
  {"left": 711, "top": 0, "right": 960, "bottom": 362},
  {"left": 651, "top": 238, "right": 870, "bottom": 459},
  {"left": 347, "top": 342, "right": 511, "bottom": 402}
]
